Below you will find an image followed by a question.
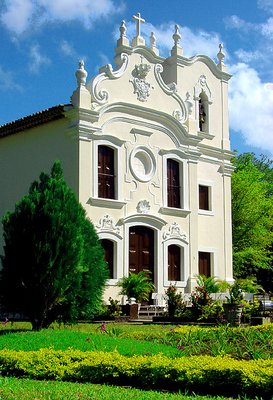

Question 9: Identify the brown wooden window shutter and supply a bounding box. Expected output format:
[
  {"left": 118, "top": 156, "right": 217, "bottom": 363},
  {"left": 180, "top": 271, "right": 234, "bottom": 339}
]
[
  {"left": 98, "top": 145, "right": 115, "bottom": 199},
  {"left": 199, "top": 185, "right": 209, "bottom": 210},
  {"left": 168, "top": 244, "right": 181, "bottom": 281},
  {"left": 167, "top": 159, "right": 181, "bottom": 208}
]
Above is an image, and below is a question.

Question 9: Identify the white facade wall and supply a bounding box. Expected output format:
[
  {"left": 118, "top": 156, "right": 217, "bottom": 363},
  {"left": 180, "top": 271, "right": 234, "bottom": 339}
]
[{"left": 0, "top": 20, "right": 233, "bottom": 303}]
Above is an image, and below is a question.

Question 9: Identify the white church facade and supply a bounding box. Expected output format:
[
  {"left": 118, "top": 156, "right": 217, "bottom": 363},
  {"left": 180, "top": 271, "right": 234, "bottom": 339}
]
[{"left": 0, "top": 14, "right": 233, "bottom": 302}]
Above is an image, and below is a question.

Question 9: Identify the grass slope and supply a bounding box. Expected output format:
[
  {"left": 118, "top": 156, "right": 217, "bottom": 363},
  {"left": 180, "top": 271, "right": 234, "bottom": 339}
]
[{"left": 0, "top": 377, "right": 240, "bottom": 400}]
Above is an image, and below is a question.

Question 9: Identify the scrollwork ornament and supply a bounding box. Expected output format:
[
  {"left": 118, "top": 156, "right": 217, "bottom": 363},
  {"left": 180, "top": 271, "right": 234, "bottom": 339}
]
[
  {"left": 163, "top": 222, "right": 187, "bottom": 241},
  {"left": 130, "top": 58, "right": 153, "bottom": 102},
  {"left": 91, "top": 53, "right": 129, "bottom": 105},
  {"left": 96, "top": 214, "right": 120, "bottom": 234},
  {"left": 136, "top": 200, "right": 151, "bottom": 214}
]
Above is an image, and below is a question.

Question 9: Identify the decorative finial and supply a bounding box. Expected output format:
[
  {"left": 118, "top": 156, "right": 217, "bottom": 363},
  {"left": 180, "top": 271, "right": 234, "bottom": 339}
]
[
  {"left": 132, "top": 12, "right": 145, "bottom": 46},
  {"left": 71, "top": 59, "right": 91, "bottom": 108},
  {"left": 75, "top": 60, "right": 87, "bottom": 87},
  {"left": 173, "top": 24, "right": 181, "bottom": 46},
  {"left": 150, "top": 32, "right": 156, "bottom": 47},
  {"left": 217, "top": 43, "right": 226, "bottom": 70},
  {"left": 171, "top": 24, "right": 183, "bottom": 56},
  {"left": 120, "top": 20, "right": 126, "bottom": 38},
  {"left": 185, "top": 92, "right": 193, "bottom": 115},
  {"left": 116, "top": 20, "right": 129, "bottom": 47},
  {"left": 149, "top": 31, "right": 159, "bottom": 56}
]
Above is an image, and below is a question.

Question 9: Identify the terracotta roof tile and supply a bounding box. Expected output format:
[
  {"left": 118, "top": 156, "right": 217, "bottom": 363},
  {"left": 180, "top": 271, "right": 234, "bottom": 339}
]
[{"left": 0, "top": 104, "right": 72, "bottom": 138}]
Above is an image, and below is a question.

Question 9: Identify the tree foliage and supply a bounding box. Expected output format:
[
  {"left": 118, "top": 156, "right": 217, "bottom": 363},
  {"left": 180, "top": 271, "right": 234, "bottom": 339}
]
[
  {"left": 232, "top": 153, "right": 273, "bottom": 286},
  {"left": 0, "top": 161, "right": 108, "bottom": 330}
]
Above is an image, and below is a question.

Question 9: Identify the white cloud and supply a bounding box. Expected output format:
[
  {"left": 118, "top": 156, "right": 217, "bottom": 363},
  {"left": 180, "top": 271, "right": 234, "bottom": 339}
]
[
  {"left": 258, "top": 0, "right": 273, "bottom": 14},
  {"left": 59, "top": 41, "right": 87, "bottom": 69},
  {"left": 235, "top": 49, "right": 263, "bottom": 63},
  {"left": 224, "top": 15, "right": 255, "bottom": 32},
  {"left": 0, "top": 0, "right": 123, "bottom": 35},
  {"left": 225, "top": 12, "right": 273, "bottom": 40},
  {"left": 0, "top": 66, "right": 23, "bottom": 91},
  {"left": 29, "top": 44, "right": 51, "bottom": 73},
  {"left": 1, "top": 0, "right": 34, "bottom": 35},
  {"left": 39, "top": 0, "right": 120, "bottom": 28},
  {"left": 60, "top": 40, "right": 76, "bottom": 58},
  {"left": 261, "top": 17, "right": 273, "bottom": 38},
  {"left": 229, "top": 63, "right": 273, "bottom": 156}
]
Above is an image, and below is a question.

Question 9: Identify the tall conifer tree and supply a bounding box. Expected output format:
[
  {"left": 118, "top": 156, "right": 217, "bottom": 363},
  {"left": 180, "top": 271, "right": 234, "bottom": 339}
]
[{"left": 0, "top": 161, "right": 108, "bottom": 330}]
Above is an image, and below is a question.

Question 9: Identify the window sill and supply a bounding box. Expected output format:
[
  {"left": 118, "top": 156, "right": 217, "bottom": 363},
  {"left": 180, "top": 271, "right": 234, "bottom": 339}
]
[
  {"left": 159, "top": 207, "right": 191, "bottom": 217},
  {"left": 197, "top": 131, "right": 215, "bottom": 140},
  {"left": 88, "top": 197, "right": 126, "bottom": 209},
  {"left": 198, "top": 209, "right": 214, "bottom": 216},
  {"left": 164, "top": 280, "right": 187, "bottom": 288},
  {"left": 106, "top": 279, "right": 119, "bottom": 285}
]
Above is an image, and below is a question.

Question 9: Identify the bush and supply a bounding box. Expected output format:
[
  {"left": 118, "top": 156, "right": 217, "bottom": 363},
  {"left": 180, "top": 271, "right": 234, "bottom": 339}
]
[
  {"left": 0, "top": 349, "right": 273, "bottom": 397},
  {"left": 191, "top": 275, "right": 225, "bottom": 321},
  {"left": 117, "top": 272, "right": 155, "bottom": 303},
  {"left": 165, "top": 285, "right": 187, "bottom": 318}
]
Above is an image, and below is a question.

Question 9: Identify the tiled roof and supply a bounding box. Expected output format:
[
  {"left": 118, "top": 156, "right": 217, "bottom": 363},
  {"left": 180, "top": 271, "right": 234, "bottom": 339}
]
[{"left": 0, "top": 104, "right": 72, "bottom": 138}]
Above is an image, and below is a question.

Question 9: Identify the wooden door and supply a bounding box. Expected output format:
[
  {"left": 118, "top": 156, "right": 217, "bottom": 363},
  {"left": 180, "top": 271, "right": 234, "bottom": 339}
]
[{"left": 129, "top": 226, "right": 154, "bottom": 281}]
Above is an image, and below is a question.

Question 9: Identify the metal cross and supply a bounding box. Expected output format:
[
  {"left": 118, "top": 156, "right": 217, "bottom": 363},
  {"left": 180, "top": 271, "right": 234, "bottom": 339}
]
[{"left": 133, "top": 12, "right": 145, "bottom": 37}]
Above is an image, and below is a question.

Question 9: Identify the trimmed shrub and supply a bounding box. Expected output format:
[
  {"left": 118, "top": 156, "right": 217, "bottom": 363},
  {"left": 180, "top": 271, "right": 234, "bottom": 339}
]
[{"left": 0, "top": 349, "right": 273, "bottom": 397}]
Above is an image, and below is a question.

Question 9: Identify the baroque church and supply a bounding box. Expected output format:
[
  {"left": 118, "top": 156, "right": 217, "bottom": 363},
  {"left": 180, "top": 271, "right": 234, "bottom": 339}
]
[{"left": 0, "top": 14, "right": 233, "bottom": 303}]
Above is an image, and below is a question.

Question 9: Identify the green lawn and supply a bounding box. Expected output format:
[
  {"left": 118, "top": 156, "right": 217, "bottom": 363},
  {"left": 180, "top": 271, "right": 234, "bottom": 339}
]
[
  {"left": 0, "top": 377, "right": 237, "bottom": 400},
  {"left": 0, "top": 322, "right": 271, "bottom": 399},
  {"left": 0, "top": 329, "right": 182, "bottom": 357}
]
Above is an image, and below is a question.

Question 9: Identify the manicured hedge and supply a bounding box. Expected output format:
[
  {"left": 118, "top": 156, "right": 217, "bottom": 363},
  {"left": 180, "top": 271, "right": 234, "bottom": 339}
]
[{"left": 0, "top": 349, "right": 273, "bottom": 397}]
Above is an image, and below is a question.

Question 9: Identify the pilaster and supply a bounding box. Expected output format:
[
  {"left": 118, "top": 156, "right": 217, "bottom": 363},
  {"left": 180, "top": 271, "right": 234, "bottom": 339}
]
[{"left": 187, "top": 156, "right": 199, "bottom": 291}]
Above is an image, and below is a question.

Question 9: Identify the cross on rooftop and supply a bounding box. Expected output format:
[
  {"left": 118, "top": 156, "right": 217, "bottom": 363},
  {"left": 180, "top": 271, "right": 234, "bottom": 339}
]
[{"left": 133, "top": 12, "right": 145, "bottom": 37}]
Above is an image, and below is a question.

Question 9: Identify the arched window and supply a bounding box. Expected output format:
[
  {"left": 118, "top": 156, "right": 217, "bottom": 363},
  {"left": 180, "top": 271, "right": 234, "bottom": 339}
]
[
  {"left": 98, "top": 145, "right": 115, "bottom": 199},
  {"left": 101, "top": 239, "right": 114, "bottom": 279},
  {"left": 168, "top": 244, "right": 181, "bottom": 281},
  {"left": 198, "top": 92, "right": 208, "bottom": 132},
  {"left": 167, "top": 159, "right": 181, "bottom": 208}
]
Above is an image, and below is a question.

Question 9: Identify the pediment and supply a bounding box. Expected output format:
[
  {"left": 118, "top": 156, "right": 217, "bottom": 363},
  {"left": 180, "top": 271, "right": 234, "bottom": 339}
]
[{"left": 87, "top": 49, "right": 190, "bottom": 129}]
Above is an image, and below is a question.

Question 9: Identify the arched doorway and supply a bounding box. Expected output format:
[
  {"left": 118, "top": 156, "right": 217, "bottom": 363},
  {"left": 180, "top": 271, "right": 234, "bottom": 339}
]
[{"left": 129, "top": 226, "right": 154, "bottom": 282}]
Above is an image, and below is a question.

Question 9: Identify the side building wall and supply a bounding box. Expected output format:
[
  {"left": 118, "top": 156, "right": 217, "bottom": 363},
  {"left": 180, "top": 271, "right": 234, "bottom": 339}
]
[{"left": 0, "top": 118, "right": 79, "bottom": 253}]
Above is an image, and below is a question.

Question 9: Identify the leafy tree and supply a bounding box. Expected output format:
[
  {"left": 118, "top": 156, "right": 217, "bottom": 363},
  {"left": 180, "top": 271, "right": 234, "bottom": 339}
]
[
  {"left": 0, "top": 161, "right": 108, "bottom": 330},
  {"left": 232, "top": 153, "right": 273, "bottom": 286}
]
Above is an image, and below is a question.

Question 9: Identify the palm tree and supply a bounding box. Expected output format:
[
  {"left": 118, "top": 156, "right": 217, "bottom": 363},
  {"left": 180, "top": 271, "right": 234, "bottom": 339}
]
[{"left": 117, "top": 271, "right": 155, "bottom": 303}]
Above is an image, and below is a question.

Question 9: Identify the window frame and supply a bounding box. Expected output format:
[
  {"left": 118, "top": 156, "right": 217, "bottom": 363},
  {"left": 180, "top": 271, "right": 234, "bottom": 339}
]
[
  {"left": 167, "top": 158, "right": 181, "bottom": 208},
  {"left": 101, "top": 238, "right": 115, "bottom": 279},
  {"left": 91, "top": 140, "right": 125, "bottom": 208},
  {"left": 198, "top": 251, "right": 212, "bottom": 277},
  {"left": 161, "top": 153, "right": 189, "bottom": 216},
  {"left": 198, "top": 181, "right": 214, "bottom": 215},
  {"left": 168, "top": 244, "right": 182, "bottom": 282},
  {"left": 198, "top": 92, "right": 209, "bottom": 133},
  {"left": 98, "top": 145, "right": 115, "bottom": 200},
  {"left": 163, "top": 238, "right": 188, "bottom": 288},
  {"left": 98, "top": 232, "right": 123, "bottom": 285}
]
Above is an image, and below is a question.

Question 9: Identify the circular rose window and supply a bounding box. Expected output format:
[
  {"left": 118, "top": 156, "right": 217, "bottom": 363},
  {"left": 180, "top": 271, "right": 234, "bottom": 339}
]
[{"left": 130, "top": 146, "right": 156, "bottom": 182}]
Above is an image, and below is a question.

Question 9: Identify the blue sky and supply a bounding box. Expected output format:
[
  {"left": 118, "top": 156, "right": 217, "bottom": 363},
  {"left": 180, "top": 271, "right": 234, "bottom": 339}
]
[{"left": 1, "top": 0, "right": 273, "bottom": 157}]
